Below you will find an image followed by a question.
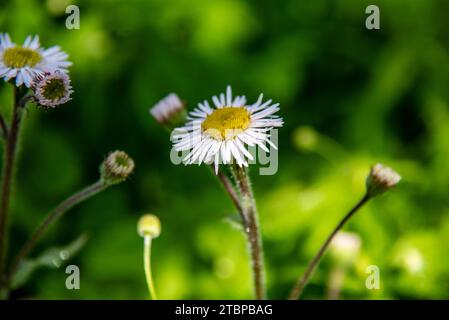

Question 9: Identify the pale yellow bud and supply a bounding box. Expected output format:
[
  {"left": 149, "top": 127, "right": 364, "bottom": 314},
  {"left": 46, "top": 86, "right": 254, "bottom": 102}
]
[{"left": 137, "top": 214, "right": 161, "bottom": 239}]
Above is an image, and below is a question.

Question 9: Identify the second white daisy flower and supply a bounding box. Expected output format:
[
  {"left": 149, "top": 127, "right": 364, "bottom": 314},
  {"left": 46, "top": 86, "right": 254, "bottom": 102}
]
[{"left": 172, "top": 86, "right": 283, "bottom": 173}]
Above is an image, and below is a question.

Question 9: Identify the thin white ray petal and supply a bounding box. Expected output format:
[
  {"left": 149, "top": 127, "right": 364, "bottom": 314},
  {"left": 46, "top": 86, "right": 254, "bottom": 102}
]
[
  {"left": 229, "top": 141, "right": 244, "bottom": 166},
  {"left": 226, "top": 85, "right": 232, "bottom": 106},
  {"left": 235, "top": 138, "right": 254, "bottom": 161},
  {"left": 198, "top": 139, "right": 215, "bottom": 164},
  {"left": 214, "top": 152, "right": 220, "bottom": 174},
  {"left": 212, "top": 95, "right": 222, "bottom": 108},
  {"left": 220, "top": 93, "right": 226, "bottom": 107}
]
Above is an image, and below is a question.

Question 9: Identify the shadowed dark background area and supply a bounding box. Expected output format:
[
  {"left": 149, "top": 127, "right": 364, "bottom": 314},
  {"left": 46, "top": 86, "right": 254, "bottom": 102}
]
[{"left": 1, "top": 0, "right": 449, "bottom": 299}]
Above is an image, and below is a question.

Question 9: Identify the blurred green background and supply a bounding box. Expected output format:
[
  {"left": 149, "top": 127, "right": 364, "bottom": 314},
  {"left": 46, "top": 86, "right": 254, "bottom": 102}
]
[{"left": 1, "top": 0, "right": 449, "bottom": 299}]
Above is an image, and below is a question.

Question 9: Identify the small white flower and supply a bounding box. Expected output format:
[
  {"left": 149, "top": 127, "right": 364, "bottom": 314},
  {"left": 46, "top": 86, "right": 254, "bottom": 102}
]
[
  {"left": 172, "top": 86, "right": 283, "bottom": 174},
  {"left": 332, "top": 231, "right": 361, "bottom": 251},
  {"left": 32, "top": 71, "right": 73, "bottom": 108},
  {"left": 330, "top": 231, "right": 361, "bottom": 264},
  {"left": 398, "top": 247, "right": 424, "bottom": 275},
  {"left": 150, "top": 93, "right": 185, "bottom": 125},
  {"left": 366, "top": 163, "right": 401, "bottom": 197},
  {"left": 0, "top": 33, "right": 72, "bottom": 87},
  {"left": 331, "top": 232, "right": 361, "bottom": 254}
]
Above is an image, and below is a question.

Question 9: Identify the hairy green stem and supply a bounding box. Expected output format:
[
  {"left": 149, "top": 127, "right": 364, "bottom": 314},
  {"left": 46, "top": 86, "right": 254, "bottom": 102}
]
[
  {"left": 288, "top": 193, "right": 370, "bottom": 300},
  {"left": 232, "top": 165, "right": 266, "bottom": 300},
  {"left": 213, "top": 166, "right": 245, "bottom": 225},
  {"left": 0, "top": 87, "right": 27, "bottom": 281},
  {"left": 7, "top": 180, "right": 108, "bottom": 286},
  {"left": 0, "top": 115, "right": 8, "bottom": 140}
]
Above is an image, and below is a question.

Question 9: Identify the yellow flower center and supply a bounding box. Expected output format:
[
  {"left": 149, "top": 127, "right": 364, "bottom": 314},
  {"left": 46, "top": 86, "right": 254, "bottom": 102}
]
[
  {"left": 201, "top": 107, "right": 250, "bottom": 140},
  {"left": 42, "top": 78, "right": 66, "bottom": 100},
  {"left": 3, "top": 47, "right": 42, "bottom": 68}
]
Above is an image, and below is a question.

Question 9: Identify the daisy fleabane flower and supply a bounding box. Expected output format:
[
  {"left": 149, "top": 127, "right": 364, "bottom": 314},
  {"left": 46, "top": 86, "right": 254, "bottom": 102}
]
[
  {"left": 171, "top": 86, "right": 283, "bottom": 174},
  {"left": 32, "top": 71, "right": 73, "bottom": 108},
  {"left": 0, "top": 33, "right": 72, "bottom": 87}
]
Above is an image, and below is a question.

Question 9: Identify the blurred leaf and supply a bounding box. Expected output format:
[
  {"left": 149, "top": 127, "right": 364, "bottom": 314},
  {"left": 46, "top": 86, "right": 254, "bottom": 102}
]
[{"left": 11, "top": 234, "right": 88, "bottom": 290}]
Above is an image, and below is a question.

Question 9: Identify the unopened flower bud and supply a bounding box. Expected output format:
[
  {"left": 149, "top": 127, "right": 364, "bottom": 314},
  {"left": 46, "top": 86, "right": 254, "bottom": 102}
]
[
  {"left": 366, "top": 163, "right": 401, "bottom": 197},
  {"left": 137, "top": 214, "right": 161, "bottom": 239},
  {"left": 150, "top": 93, "right": 186, "bottom": 127},
  {"left": 31, "top": 71, "right": 73, "bottom": 108},
  {"left": 100, "top": 150, "right": 135, "bottom": 185}
]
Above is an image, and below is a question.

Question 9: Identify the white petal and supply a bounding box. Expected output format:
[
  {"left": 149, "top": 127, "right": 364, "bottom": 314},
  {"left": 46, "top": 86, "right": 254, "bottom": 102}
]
[
  {"left": 198, "top": 139, "right": 215, "bottom": 164},
  {"left": 234, "top": 138, "right": 254, "bottom": 161},
  {"left": 251, "top": 104, "right": 280, "bottom": 119},
  {"left": 220, "top": 93, "right": 226, "bottom": 107},
  {"left": 226, "top": 85, "right": 232, "bottom": 106},
  {"left": 229, "top": 141, "right": 244, "bottom": 166},
  {"left": 23, "top": 35, "right": 32, "bottom": 47},
  {"left": 214, "top": 152, "right": 220, "bottom": 174},
  {"left": 212, "top": 95, "right": 222, "bottom": 108},
  {"left": 29, "top": 36, "right": 40, "bottom": 49}
]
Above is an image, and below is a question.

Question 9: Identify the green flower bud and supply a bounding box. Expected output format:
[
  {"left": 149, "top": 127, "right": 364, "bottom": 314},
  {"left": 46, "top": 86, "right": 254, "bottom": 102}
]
[{"left": 100, "top": 150, "right": 135, "bottom": 185}]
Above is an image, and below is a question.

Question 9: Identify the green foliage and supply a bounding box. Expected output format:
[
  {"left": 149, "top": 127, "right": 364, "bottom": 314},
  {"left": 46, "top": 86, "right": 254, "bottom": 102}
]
[
  {"left": 1, "top": 0, "right": 449, "bottom": 299},
  {"left": 11, "top": 234, "right": 87, "bottom": 290}
]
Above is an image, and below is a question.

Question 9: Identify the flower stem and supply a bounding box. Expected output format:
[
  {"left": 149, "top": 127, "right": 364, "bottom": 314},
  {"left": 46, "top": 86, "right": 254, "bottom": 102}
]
[
  {"left": 143, "top": 236, "right": 157, "bottom": 300},
  {"left": 0, "top": 115, "right": 8, "bottom": 140},
  {"left": 232, "top": 165, "right": 266, "bottom": 300},
  {"left": 288, "top": 193, "right": 371, "bottom": 300},
  {"left": 327, "top": 266, "right": 345, "bottom": 300},
  {"left": 213, "top": 166, "right": 245, "bottom": 225},
  {"left": 0, "top": 87, "right": 27, "bottom": 279},
  {"left": 7, "top": 180, "right": 108, "bottom": 284}
]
